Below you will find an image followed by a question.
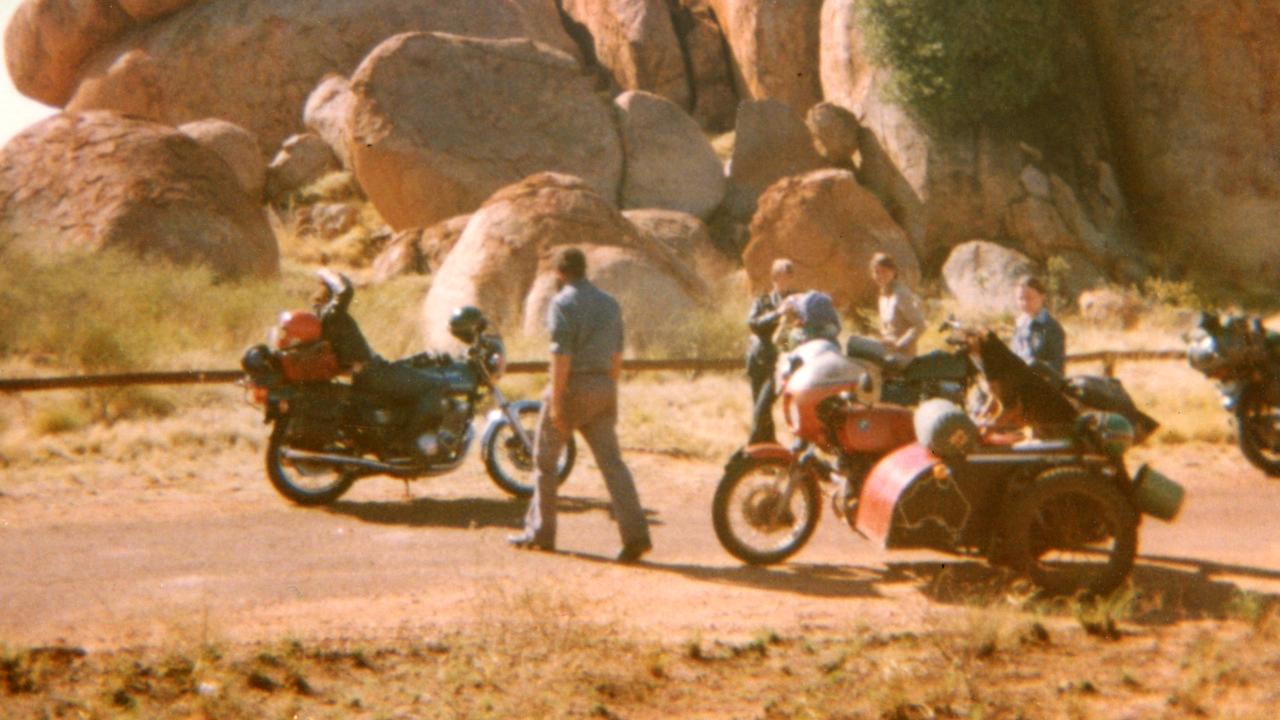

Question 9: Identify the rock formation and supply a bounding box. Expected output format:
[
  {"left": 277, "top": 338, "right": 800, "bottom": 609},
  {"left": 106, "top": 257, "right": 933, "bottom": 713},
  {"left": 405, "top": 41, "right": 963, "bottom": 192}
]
[
  {"left": 0, "top": 112, "right": 278, "bottom": 278},
  {"left": 347, "top": 32, "right": 621, "bottom": 231}
]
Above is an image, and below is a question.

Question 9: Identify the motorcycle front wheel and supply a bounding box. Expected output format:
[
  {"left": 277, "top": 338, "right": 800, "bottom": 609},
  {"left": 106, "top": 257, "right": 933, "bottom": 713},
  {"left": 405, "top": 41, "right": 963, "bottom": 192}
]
[
  {"left": 712, "top": 455, "right": 820, "bottom": 565},
  {"left": 482, "top": 403, "right": 575, "bottom": 498},
  {"left": 1003, "top": 468, "right": 1138, "bottom": 596},
  {"left": 265, "top": 416, "right": 357, "bottom": 506},
  {"left": 1235, "top": 388, "right": 1280, "bottom": 477}
]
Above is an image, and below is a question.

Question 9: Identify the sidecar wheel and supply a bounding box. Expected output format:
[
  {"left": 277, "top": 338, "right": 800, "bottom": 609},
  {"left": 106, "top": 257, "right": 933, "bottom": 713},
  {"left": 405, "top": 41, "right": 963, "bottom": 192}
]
[
  {"left": 1004, "top": 468, "right": 1138, "bottom": 596},
  {"left": 266, "top": 418, "right": 356, "bottom": 506},
  {"left": 712, "top": 456, "right": 819, "bottom": 566},
  {"left": 483, "top": 404, "right": 575, "bottom": 499},
  {"left": 1235, "top": 390, "right": 1280, "bottom": 477}
]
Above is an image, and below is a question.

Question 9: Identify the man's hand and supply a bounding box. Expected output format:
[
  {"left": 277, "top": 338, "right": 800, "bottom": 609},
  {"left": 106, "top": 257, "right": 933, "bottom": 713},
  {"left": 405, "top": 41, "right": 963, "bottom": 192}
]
[{"left": 550, "top": 402, "right": 571, "bottom": 434}]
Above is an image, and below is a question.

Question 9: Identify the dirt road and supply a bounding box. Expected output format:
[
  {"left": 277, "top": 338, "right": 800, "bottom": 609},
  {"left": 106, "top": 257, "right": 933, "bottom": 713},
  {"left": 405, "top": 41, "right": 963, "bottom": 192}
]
[{"left": 3, "top": 437, "right": 1279, "bottom": 650}]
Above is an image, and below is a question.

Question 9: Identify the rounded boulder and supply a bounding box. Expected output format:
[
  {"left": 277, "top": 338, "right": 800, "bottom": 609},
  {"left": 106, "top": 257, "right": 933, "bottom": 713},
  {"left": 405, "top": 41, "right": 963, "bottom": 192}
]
[
  {"left": 348, "top": 32, "right": 622, "bottom": 231},
  {"left": 0, "top": 112, "right": 278, "bottom": 277}
]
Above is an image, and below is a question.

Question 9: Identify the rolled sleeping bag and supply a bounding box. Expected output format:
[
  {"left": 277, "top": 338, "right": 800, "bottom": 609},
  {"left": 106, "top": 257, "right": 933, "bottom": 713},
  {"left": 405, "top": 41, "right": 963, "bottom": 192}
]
[{"left": 914, "top": 398, "right": 979, "bottom": 459}]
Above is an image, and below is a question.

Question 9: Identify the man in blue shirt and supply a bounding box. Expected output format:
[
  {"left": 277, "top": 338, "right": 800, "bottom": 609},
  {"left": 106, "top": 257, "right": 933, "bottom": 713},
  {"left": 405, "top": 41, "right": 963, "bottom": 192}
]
[
  {"left": 1011, "top": 276, "right": 1066, "bottom": 376},
  {"left": 509, "top": 247, "right": 652, "bottom": 562}
]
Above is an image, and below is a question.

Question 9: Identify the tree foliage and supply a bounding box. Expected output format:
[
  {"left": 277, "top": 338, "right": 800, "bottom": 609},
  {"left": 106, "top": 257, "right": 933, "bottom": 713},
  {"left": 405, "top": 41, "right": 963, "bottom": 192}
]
[{"left": 861, "top": 0, "right": 1069, "bottom": 128}]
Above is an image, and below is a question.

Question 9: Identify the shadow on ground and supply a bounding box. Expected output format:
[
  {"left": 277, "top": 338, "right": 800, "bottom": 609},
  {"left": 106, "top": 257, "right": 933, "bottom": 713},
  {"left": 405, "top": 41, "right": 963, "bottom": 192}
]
[
  {"left": 886, "top": 555, "right": 1280, "bottom": 625},
  {"left": 324, "top": 495, "right": 660, "bottom": 530}
]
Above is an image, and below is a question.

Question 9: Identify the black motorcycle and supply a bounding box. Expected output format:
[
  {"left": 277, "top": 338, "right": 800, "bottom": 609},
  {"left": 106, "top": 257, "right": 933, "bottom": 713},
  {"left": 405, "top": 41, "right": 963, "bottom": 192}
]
[
  {"left": 1188, "top": 313, "right": 1280, "bottom": 476},
  {"left": 240, "top": 307, "right": 574, "bottom": 505}
]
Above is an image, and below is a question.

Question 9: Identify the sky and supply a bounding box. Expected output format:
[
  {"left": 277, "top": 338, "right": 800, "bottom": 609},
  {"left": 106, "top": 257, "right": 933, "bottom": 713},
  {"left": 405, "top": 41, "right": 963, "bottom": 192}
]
[{"left": 0, "top": 0, "right": 57, "bottom": 146}]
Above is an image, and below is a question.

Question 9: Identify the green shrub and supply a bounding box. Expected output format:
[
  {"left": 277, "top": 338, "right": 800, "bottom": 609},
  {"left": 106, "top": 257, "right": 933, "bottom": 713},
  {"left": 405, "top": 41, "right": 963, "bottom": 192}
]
[{"left": 860, "top": 0, "right": 1068, "bottom": 128}]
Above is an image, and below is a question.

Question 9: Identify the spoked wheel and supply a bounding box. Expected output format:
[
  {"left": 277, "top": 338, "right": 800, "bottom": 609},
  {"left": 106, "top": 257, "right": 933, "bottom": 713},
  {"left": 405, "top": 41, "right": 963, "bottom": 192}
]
[
  {"left": 1004, "top": 468, "right": 1138, "bottom": 595},
  {"left": 483, "top": 403, "right": 575, "bottom": 498},
  {"left": 712, "top": 456, "right": 820, "bottom": 565},
  {"left": 1235, "top": 390, "right": 1280, "bottom": 477},
  {"left": 265, "top": 417, "right": 356, "bottom": 506}
]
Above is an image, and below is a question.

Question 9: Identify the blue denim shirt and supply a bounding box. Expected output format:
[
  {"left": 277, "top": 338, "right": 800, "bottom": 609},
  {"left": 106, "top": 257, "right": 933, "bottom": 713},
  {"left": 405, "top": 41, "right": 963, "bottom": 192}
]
[
  {"left": 547, "top": 279, "right": 624, "bottom": 375},
  {"left": 1012, "top": 309, "right": 1066, "bottom": 375}
]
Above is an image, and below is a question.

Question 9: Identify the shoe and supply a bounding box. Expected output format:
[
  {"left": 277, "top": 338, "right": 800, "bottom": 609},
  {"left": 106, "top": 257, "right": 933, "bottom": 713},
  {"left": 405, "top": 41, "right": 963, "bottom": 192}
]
[
  {"left": 616, "top": 539, "right": 652, "bottom": 563},
  {"left": 507, "top": 532, "right": 554, "bottom": 552}
]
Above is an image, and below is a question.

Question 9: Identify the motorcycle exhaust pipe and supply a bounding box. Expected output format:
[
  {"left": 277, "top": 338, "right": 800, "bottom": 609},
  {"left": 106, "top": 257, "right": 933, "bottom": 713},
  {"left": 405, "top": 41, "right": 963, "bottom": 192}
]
[{"left": 280, "top": 448, "right": 418, "bottom": 476}]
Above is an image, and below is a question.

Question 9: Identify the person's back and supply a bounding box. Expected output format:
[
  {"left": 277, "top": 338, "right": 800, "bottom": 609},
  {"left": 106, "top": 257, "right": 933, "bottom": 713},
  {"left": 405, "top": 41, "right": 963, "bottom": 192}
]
[{"left": 549, "top": 280, "right": 624, "bottom": 376}]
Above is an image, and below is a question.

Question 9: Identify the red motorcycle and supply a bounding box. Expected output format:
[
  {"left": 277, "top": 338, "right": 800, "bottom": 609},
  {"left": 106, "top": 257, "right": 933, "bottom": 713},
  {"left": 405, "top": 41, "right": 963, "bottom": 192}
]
[{"left": 712, "top": 332, "right": 1185, "bottom": 595}]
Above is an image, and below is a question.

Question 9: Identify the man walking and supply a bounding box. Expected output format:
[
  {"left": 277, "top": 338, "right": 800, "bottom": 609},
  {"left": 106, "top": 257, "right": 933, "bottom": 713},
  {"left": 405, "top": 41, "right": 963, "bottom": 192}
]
[
  {"left": 509, "top": 247, "right": 652, "bottom": 562},
  {"left": 745, "top": 258, "right": 798, "bottom": 445}
]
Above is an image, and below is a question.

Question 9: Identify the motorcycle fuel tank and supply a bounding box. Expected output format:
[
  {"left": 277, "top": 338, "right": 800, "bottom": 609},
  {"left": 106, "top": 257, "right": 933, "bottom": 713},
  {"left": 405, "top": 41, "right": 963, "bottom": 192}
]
[{"left": 836, "top": 405, "right": 915, "bottom": 454}]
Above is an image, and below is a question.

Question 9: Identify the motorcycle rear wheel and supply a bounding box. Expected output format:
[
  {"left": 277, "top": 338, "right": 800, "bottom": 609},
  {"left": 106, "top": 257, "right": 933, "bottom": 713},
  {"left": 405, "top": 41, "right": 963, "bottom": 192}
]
[
  {"left": 712, "top": 456, "right": 820, "bottom": 565},
  {"left": 265, "top": 417, "right": 357, "bottom": 506},
  {"left": 1235, "top": 389, "right": 1280, "bottom": 477},
  {"left": 482, "top": 403, "right": 575, "bottom": 498},
  {"left": 1003, "top": 468, "right": 1138, "bottom": 596}
]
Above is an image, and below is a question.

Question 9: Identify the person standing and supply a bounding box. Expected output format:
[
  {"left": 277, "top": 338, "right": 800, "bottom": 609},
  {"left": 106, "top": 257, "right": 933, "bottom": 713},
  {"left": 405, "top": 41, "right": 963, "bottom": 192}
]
[
  {"left": 745, "top": 258, "right": 798, "bottom": 445},
  {"left": 509, "top": 247, "right": 652, "bottom": 562},
  {"left": 1011, "top": 276, "right": 1066, "bottom": 375},
  {"left": 871, "top": 253, "right": 926, "bottom": 361}
]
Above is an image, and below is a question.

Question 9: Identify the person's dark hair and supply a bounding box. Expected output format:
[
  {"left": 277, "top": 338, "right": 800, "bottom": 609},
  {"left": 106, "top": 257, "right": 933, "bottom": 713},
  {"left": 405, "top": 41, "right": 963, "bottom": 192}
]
[
  {"left": 555, "top": 246, "right": 587, "bottom": 280},
  {"left": 869, "top": 252, "right": 898, "bottom": 275},
  {"left": 1018, "top": 276, "right": 1047, "bottom": 296}
]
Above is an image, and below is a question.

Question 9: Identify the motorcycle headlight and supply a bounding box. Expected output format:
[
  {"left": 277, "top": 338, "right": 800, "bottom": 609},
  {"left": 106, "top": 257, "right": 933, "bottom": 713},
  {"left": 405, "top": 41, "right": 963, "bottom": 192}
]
[
  {"left": 482, "top": 336, "right": 506, "bottom": 379},
  {"left": 1187, "top": 333, "right": 1223, "bottom": 374}
]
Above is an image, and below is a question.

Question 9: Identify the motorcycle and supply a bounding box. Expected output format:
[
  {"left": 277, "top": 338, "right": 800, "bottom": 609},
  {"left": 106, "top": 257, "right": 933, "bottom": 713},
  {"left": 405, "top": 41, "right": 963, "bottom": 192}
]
[
  {"left": 713, "top": 330, "right": 1183, "bottom": 595},
  {"left": 240, "top": 306, "right": 574, "bottom": 505},
  {"left": 1187, "top": 312, "right": 1280, "bottom": 476}
]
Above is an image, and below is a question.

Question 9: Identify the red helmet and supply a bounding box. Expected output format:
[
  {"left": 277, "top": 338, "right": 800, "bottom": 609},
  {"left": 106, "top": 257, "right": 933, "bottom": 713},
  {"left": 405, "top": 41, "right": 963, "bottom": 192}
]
[{"left": 273, "top": 310, "right": 322, "bottom": 350}]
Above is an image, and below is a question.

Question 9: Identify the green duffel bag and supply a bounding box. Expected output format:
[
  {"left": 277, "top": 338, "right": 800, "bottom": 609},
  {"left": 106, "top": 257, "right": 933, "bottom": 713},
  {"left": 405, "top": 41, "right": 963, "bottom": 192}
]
[{"left": 914, "top": 398, "right": 978, "bottom": 459}]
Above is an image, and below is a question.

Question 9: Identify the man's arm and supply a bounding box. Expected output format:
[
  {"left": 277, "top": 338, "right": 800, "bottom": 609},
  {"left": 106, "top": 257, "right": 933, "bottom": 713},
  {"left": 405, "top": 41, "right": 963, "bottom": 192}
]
[
  {"left": 892, "top": 289, "right": 927, "bottom": 352},
  {"left": 549, "top": 353, "right": 572, "bottom": 433}
]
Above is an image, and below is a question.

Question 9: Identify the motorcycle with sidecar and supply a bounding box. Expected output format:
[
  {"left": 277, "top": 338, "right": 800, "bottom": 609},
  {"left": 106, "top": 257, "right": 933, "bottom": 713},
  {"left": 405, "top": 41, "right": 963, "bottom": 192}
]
[{"left": 712, "top": 329, "right": 1184, "bottom": 595}]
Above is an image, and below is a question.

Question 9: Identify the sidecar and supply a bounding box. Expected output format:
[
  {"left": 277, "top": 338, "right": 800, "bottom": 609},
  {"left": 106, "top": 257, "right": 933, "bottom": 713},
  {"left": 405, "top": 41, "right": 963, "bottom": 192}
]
[{"left": 854, "top": 423, "right": 1184, "bottom": 595}]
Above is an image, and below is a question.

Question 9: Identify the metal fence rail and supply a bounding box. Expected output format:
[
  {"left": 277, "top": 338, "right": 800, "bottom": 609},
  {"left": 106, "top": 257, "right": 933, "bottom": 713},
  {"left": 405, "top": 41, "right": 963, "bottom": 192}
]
[{"left": 0, "top": 350, "right": 1186, "bottom": 394}]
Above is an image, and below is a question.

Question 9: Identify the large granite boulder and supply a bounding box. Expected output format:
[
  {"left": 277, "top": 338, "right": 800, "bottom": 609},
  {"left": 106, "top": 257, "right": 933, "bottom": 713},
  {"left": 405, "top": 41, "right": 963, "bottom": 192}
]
[
  {"left": 941, "top": 240, "right": 1035, "bottom": 316},
  {"left": 369, "top": 214, "right": 471, "bottom": 283},
  {"left": 4, "top": 0, "right": 132, "bottom": 106},
  {"left": 667, "top": 0, "right": 738, "bottom": 131},
  {"left": 0, "top": 112, "right": 278, "bottom": 277},
  {"left": 348, "top": 32, "right": 622, "bottom": 231},
  {"left": 623, "top": 208, "right": 736, "bottom": 280},
  {"left": 178, "top": 118, "right": 265, "bottom": 200},
  {"left": 561, "top": 0, "right": 689, "bottom": 107},
  {"left": 265, "top": 133, "right": 339, "bottom": 202},
  {"left": 421, "top": 173, "right": 706, "bottom": 350},
  {"left": 615, "top": 91, "right": 725, "bottom": 219},
  {"left": 743, "top": 168, "right": 918, "bottom": 309},
  {"left": 1081, "top": 0, "right": 1280, "bottom": 287},
  {"left": 303, "top": 74, "right": 354, "bottom": 169},
  {"left": 708, "top": 0, "right": 823, "bottom": 113},
  {"left": 818, "top": 0, "right": 1140, "bottom": 274},
  {"left": 63, "top": 0, "right": 579, "bottom": 158},
  {"left": 725, "top": 99, "right": 823, "bottom": 220}
]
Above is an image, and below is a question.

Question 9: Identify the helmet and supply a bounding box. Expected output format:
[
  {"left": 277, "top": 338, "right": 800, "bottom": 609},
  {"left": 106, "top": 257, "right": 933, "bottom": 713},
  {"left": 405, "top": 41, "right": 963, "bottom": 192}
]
[
  {"left": 273, "top": 310, "right": 323, "bottom": 350},
  {"left": 449, "top": 306, "right": 488, "bottom": 344}
]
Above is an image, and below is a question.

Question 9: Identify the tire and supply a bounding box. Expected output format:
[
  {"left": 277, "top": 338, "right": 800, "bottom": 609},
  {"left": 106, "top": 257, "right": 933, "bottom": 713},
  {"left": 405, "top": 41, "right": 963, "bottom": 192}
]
[
  {"left": 265, "top": 417, "right": 357, "bottom": 506},
  {"left": 1003, "top": 468, "right": 1138, "bottom": 596},
  {"left": 712, "top": 456, "right": 820, "bottom": 565},
  {"left": 482, "top": 403, "right": 576, "bottom": 498},
  {"left": 1235, "top": 388, "right": 1280, "bottom": 477}
]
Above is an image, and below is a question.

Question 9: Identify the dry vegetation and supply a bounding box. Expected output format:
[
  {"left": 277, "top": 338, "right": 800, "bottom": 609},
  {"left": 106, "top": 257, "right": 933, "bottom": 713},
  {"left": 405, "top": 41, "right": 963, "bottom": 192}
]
[{"left": 2, "top": 585, "right": 1279, "bottom": 719}]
